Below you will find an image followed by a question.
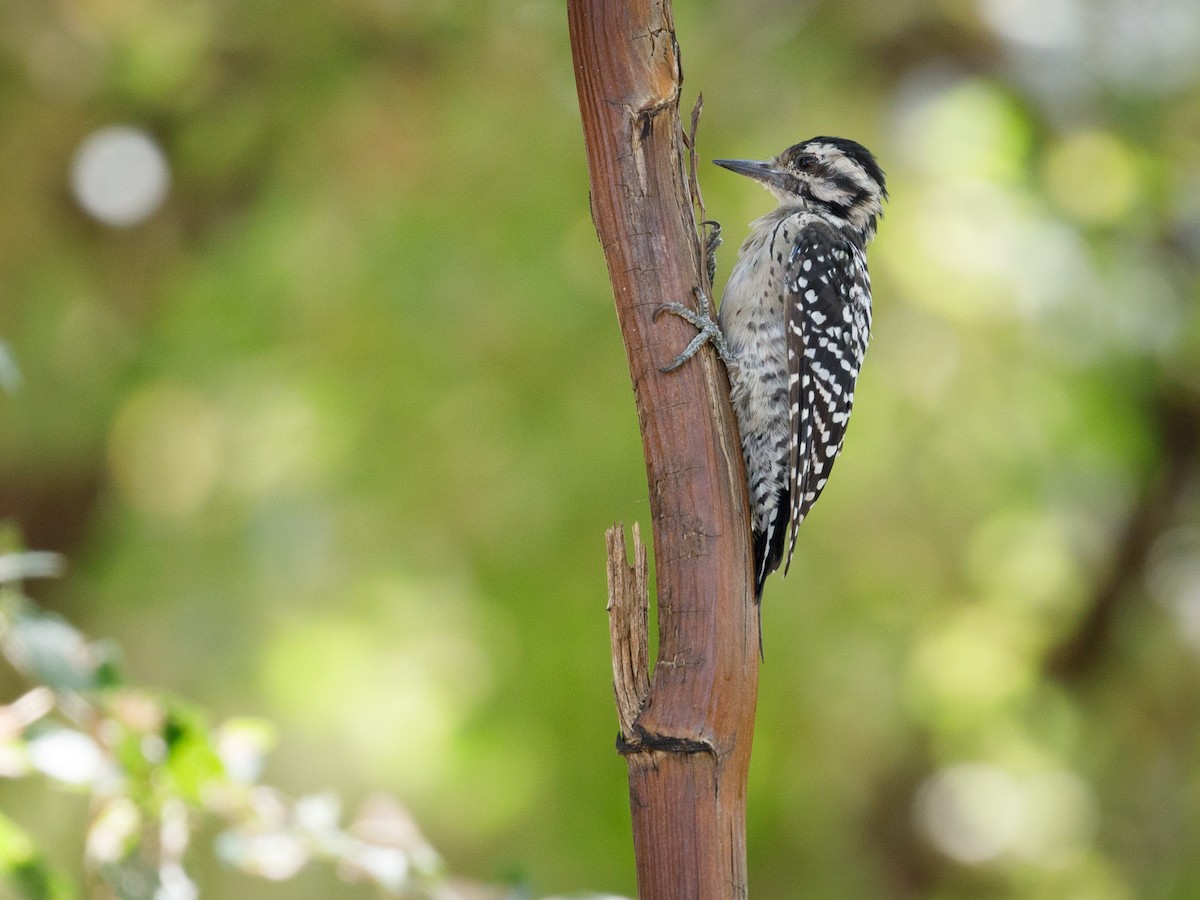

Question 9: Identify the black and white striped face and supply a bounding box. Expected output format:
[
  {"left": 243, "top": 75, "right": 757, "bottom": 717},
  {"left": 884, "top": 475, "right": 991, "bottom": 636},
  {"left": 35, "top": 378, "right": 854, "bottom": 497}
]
[{"left": 714, "top": 137, "right": 887, "bottom": 238}]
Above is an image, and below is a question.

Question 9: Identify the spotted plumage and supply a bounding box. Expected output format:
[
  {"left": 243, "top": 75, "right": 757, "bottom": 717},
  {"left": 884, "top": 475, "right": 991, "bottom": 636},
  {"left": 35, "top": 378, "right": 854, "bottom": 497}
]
[{"left": 657, "top": 136, "right": 886, "bottom": 601}]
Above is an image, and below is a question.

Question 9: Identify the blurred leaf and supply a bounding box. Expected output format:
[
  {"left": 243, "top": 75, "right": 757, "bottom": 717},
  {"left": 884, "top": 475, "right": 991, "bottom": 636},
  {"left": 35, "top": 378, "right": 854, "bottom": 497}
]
[
  {"left": 0, "top": 606, "right": 121, "bottom": 694},
  {"left": 213, "top": 827, "right": 309, "bottom": 881},
  {"left": 95, "top": 856, "right": 162, "bottom": 900},
  {"left": 0, "top": 553, "right": 61, "bottom": 585},
  {"left": 214, "top": 717, "right": 276, "bottom": 785},
  {"left": 159, "top": 704, "right": 225, "bottom": 804},
  {"left": 0, "top": 811, "right": 76, "bottom": 899},
  {"left": 26, "top": 728, "right": 104, "bottom": 786},
  {"left": 86, "top": 798, "right": 142, "bottom": 865}
]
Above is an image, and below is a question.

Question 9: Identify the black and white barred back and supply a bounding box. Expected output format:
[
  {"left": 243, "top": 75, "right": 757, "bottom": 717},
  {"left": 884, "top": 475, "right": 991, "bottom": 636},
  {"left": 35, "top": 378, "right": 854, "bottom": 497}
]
[{"left": 714, "top": 137, "right": 886, "bottom": 599}]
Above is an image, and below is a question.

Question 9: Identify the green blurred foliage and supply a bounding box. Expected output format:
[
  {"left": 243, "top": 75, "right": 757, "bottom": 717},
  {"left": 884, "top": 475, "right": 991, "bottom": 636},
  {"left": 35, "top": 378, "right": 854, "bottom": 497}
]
[
  {"left": 1, "top": 0, "right": 1200, "bottom": 897},
  {"left": 0, "top": 547, "right": 455, "bottom": 899}
]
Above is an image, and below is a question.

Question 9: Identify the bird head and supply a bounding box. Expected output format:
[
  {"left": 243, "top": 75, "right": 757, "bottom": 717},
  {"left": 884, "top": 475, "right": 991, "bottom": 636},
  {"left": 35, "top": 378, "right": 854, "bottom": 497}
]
[{"left": 715, "top": 137, "right": 887, "bottom": 239}]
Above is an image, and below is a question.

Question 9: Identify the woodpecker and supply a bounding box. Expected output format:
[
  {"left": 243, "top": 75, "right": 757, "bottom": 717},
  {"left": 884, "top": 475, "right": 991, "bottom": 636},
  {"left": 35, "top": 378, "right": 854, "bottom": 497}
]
[{"left": 656, "top": 136, "right": 887, "bottom": 600}]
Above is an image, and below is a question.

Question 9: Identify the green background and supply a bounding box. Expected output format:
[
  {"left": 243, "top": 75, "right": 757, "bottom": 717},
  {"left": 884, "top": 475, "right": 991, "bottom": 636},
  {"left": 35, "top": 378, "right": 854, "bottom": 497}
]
[{"left": 3, "top": 0, "right": 1200, "bottom": 896}]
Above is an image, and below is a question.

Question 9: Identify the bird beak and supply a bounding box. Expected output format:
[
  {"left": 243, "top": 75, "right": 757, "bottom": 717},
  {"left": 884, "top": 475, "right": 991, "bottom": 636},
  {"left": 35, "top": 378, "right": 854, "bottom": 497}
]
[{"left": 713, "top": 158, "right": 788, "bottom": 190}]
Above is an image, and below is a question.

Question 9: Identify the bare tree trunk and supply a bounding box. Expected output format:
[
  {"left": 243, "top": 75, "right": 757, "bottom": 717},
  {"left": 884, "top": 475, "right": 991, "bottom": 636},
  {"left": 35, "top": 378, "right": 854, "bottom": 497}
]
[{"left": 568, "top": 1, "right": 760, "bottom": 896}]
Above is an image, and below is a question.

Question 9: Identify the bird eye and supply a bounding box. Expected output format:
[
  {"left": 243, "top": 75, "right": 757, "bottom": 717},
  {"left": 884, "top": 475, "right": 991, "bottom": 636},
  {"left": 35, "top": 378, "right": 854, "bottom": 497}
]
[{"left": 796, "top": 155, "right": 818, "bottom": 171}]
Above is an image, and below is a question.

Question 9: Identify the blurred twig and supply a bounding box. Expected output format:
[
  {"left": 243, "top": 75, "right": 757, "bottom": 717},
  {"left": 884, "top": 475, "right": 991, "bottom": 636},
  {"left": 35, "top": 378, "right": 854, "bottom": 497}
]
[{"left": 1046, "top": 389, "right": 1200, "bottom": 679}]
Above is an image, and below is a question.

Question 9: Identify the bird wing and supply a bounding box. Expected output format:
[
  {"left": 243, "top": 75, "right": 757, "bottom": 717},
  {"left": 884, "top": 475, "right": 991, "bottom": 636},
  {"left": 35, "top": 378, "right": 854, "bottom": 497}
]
[{"left": 782, "top": 221, "right": 871, "bottom": 574}]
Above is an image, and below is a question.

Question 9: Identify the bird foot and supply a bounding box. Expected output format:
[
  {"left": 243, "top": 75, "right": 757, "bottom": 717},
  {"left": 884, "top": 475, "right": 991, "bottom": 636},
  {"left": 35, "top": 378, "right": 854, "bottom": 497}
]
[{"left": 654, "top": 286, "right": 735, "bottom": 373}]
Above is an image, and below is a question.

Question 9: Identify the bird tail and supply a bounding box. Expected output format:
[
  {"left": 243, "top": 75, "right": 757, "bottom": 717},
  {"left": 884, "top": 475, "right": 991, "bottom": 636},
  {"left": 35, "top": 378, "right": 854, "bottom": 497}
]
[
  {"left": 752, "top": 488, "right": 790, "bottom": 601},
  {"left": 751, "top": 488, "right": 791, "bottom": 659}
]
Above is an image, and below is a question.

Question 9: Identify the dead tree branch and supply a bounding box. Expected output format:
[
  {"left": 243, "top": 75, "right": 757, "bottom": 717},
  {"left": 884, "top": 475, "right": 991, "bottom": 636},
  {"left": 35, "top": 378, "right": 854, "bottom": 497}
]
[{"left": 569, "top": 0, "right": 759, "bottom": 896}]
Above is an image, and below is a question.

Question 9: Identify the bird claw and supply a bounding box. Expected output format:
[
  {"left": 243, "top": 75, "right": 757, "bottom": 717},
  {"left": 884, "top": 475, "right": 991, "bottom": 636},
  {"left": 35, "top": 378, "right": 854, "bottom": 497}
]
[{"left": 655, "top": 287, "right": 735, "bottom": 373}]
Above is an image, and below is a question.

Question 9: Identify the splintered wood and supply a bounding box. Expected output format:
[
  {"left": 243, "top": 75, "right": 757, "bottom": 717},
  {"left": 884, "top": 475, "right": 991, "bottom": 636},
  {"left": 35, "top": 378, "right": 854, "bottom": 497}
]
[{"left": 606, "top": 523, "right": 650, "bottom": 740}]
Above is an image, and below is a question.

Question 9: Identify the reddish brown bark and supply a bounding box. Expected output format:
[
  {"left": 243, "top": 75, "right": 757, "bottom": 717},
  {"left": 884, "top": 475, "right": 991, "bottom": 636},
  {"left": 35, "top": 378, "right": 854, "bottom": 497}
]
[{"left": 568, "top": 1, "right": 759, "bottom": 896}]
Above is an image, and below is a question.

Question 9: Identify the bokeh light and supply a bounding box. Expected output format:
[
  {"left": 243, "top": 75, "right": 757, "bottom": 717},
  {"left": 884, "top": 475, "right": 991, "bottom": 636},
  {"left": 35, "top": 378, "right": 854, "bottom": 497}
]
[
  {"left": 106, "top": 384, "right": 223, "bottom": 520},
  {"left": 915, "top": 763, "right": 1097, "bottom": 866},
  {"left": 69, "top": 126, "right": 170, "bottom": 227},
  {"left": 1042, "top": 131, "right": 1140, "bottom": 225},
  {"left": 915, "top": 763, "right": 1025, "bottom": 863}
]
